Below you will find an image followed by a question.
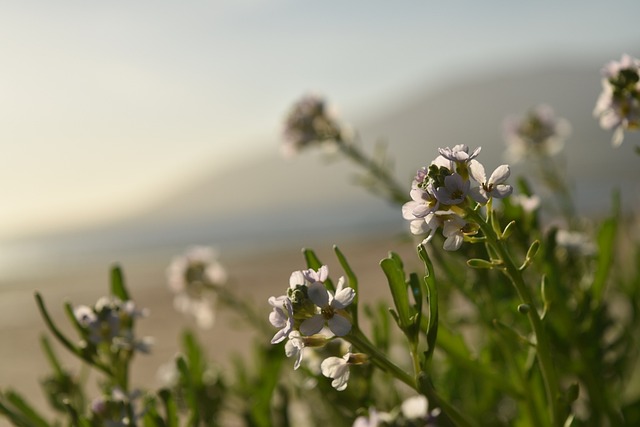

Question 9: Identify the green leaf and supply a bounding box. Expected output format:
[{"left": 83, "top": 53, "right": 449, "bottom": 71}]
[
  {"left": 334, "top": 245, "right": 359, "bottom": 327},
  {"left": 158, "top": 389, "right": 179, "bottom": 427},
  {"left": 110, "top": 264, "right": 130, "bottom": 301},
  {"left": 592, "top": 213, "right": 618, "bottom": 301},
  {"left": 3, "top": 391, "right": 50, "bottom": 427},
  {"left": 380, "top": 253, "right": 412, "bottom": 330},
  {"left": 418, "top": 245, "right": 438, "bottom": 363}
]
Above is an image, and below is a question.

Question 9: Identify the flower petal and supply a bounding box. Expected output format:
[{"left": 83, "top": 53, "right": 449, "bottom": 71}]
[
  {"left": 299, "top": 314, "right": 324, "bottom": 336},
  {"left": 488, "top": 164, "right": 510, "bottom": 185},
  {"left": 307, "top": 282, "right": 330, "bottom": 307},
  {"left": 332, "top": 287, "right": 355, "bottom": 310},
  {"left": 328, "top": 314, "right": 352, "bottom": 336},
  {"left": 468, "top": 160, "right": 486, "bottom": 183}
]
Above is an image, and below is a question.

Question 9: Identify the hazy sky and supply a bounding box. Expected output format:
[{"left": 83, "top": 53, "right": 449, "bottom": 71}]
[{"left": 1, "top": 1, "right": 639, "bottom": 239}]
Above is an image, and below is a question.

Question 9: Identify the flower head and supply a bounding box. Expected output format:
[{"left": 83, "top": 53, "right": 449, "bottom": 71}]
[
  {"left": 469, "top": 160, "right": 513, "bottom": 204},
  {"left": 282, "top": 94, "right": 342, "bottom": 157},
  {"left": 320, "top": 352, "right": 368, "bottom": 391},
  {"left": 299, "top": 277, "right": 355, "bottom": 337},
  {"left": 73, "top": 297, "right": 151, "bottom": 354},
  {"left": 593, "top": 54, "right": 640, "bottom": 146},
  {"left": 166, "top": 246, "right": 227, "bottom": 329},
  {"left": 503, "top": 104, "right": 571, "bottom": 161}
]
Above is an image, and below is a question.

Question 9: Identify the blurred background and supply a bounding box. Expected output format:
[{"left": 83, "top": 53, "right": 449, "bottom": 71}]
[
  {"left": 2, "top": 0, "right": 640, "bottom": 281},
  {"left": 1, "top": 1, "right": 640, "bottom": 418}
]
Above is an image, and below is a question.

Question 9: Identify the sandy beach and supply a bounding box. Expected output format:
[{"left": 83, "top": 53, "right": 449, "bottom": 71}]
[{"left": 0, "top": 233, "right": 418, "bottom": 426}]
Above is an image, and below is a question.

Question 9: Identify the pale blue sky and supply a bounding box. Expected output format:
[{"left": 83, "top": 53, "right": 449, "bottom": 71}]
[{"left": 1, "top": 0, "right": 638, "bottom": 238}]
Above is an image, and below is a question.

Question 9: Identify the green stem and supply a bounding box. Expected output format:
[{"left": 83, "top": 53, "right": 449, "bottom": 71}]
[
  {"left": 467, "top": 208, "right": 562, "bottom": 426},
  {"left": 348, "top": 328, "right": 474, "bottom": 427},
  {"left": 335, "top": 137, "right": 409, "bottom": 205},
  {"left": 346, "top": 328, "right": 415, "bottom": 389}
]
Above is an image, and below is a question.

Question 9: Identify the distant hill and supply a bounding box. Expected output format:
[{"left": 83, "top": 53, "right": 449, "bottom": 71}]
[{"left": 3, "top": 59, "right": 639, "bottom": 276}]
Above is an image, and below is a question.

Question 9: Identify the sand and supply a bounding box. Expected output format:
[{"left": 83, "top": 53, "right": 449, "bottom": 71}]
[{"left": 0, "top": 234, "right": 418, "bottom": 426}]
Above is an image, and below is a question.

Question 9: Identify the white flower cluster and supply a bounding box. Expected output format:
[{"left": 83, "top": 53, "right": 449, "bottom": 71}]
[
  {"left": 166, "top": 246, "right": 228, "bottom": 329},
  {"left": 402, "top": 145, "right": 512, "bottom": 251},
  {"left": 502, "top": 104, "right": 571, "bottom": 162},
  {"left": 268, "top": 265, "right": 365, "bottom": 390},
  {"left": 73, "top": 297, "right": 152, "bottom": 354},
  {"left": 594, "top": 53, "right": 640, "bottom": 146}
]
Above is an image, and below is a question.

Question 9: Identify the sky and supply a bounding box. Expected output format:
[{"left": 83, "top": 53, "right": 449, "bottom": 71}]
[{"left": 1, "top": 0, "right": 639, "bottom": 239}]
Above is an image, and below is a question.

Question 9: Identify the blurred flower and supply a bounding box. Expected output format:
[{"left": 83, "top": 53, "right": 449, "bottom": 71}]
[
  {"left": 299, "top": 277, "right": 355, "bottom": 337},
  {"left": 556, "top": 230, "right": 597, "bottom": 256},
  {"left": 468, "top": 160, "right": 513, "bottom": 204},
  {"left": 166, "top": 246, "right": 227, "bottom": 329},
  {"left": 503, "top": 104, "right": 571, "bottom": 161},
  {"left": 73, "top": 297, "right": 151, "bottom": 354},
  {"left": 593, "top": 54, "right": 640, "bottom": 146},
  {"left": 511, "top": 194, "right": 541, "bottom": 213},
  {"left": 282, "top": 94, "right": 342, "bottom": 157},
  {"left": 321, "top": 352, "right": 368, "bottom": 391},
  {"left": 400, "top": 395, "right": 440, "bottom": 426}
]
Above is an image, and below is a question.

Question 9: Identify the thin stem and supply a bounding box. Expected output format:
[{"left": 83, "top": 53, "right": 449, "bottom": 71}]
[
  {"left": 346, "top": 328, "right": 415, "bottom": 389},
  {"left": 335, "top": 137, "right": 409, "bottom": 205},
  {"left": 467, "top": 208, "right": 562, "bottom": 426}
]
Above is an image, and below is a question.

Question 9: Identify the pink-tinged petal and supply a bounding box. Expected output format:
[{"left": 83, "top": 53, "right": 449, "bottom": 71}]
[
  {"left": 468, "top": 160, "right": 486, "bottom": 183},
  {"left": 300, "top": 314, "right": 324, "bottom": 336},
  {"left": 491, "top": 184, "right": 513, "bottom": 199},
  {"left": 328, "top": 314, "right": 352, "bottom": 336},
  {"left": 488, "top": 165, "right": 510, "bottom": 185},
  {"left": 469, "top": 187, "right": 489, "bottom": 204},
  {"left": 402, "top": 201, "right": 422, "bottom": 219},
  {"left": 316, "top": 265, "right": 329, "bottom": 282},
  {"left": 308, "top": 282, "right": 329, "bottom": 307},
  {"left": 332, "top": 287, "right": 355, "bottom": 310},
  {"left": 269, "top": 307, "right": 286, "bottom": 328},
  {"left": 430, "top": 155, "right": 454, "bottom": 171},
  {"left": 443, "top": 234, "right": 464, "bottom": 251},
  {"left": 271, "top": 327, "right": 288, "bottom": 344}
]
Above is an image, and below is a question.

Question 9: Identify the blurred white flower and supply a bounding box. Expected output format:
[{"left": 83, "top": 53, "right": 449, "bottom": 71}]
[
  {"left": 166, "top": 246, "right": 227, "bottom": 329},
  {"left": 503, "top": 104, "right": 571, "bottom": 161},
  {"left": 593, "top": 54, "right": 640, "bottom": 146}
]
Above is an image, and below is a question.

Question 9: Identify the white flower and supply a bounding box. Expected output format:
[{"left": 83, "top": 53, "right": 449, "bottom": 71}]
[
  {"left": 268, "top": 295, "right": 294, "bottom": 344},
  {"left": 321, "top": 352, "right": 367, "bottom": 391},
  {"left": 438, "top": 144, "right": 481, "bottom": 164},
  {"left": 468, "top": 160, "right": 513, "bottom": 204},
  {"left": 503, "top": 105, "right": 571, "bottom": 162},
  {"left": 442, "top": 215, "right": 468, "bottom": 251},
  {"left": 402, "top": 182, "right": 439, "bottom": 220},
  {"left": 593, "top": 54, "right": 640, "bottom": 146},
  {"left": 434, "top": 173, "right": 470, "bottom": 205},
  {"left": 299, "top": 277, "right": 355, "bottom": 336},
  {"left": 511, "top": 194, "right": 541, "bottom": 213},
  {"left": 352, "top": 408, "right": 393, "bottom": 427},
  {"left": 166, "top": 246, "right": 227, "bottom": 329},
  {"left": 401, "top": 395, "right": 429, "bottom": 419},
  {"left": 284, "top": 331, "right": 328, "bottom": 370}
]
